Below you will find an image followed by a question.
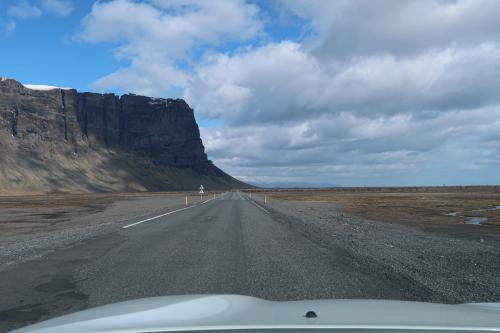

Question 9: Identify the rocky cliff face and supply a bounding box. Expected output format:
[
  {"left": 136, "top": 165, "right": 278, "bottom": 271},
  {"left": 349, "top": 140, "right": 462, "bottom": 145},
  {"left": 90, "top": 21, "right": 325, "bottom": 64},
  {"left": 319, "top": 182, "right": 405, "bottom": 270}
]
[{"left": 0, "top": 78, "right": 246, "bottom": 193}]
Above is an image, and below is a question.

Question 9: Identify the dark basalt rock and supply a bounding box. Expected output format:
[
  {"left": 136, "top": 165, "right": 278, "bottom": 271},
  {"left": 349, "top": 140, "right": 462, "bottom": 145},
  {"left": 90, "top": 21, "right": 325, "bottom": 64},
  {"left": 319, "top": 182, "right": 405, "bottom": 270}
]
[{"left": 0, "top": 78, "right": 245, "bottom": 191}]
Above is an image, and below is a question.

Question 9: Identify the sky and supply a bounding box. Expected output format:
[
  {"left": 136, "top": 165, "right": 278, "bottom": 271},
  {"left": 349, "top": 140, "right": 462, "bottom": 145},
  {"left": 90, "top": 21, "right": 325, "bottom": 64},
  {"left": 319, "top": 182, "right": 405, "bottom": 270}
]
[{"left": 1, "top": 0, "right": 500, "bottom": 186}]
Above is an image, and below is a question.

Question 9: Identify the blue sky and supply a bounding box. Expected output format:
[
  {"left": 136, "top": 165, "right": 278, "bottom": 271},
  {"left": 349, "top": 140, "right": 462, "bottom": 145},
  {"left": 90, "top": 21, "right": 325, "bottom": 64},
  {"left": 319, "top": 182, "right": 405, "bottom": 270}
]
[
  {"left": 1, "top": 1, "right": 304, "bottom": 94},
  {"left": 1, "top": 0, "right": 500, "bottom": 186},
  {"left": 1, "top": 1, "right": 114, "bottom": 91}
]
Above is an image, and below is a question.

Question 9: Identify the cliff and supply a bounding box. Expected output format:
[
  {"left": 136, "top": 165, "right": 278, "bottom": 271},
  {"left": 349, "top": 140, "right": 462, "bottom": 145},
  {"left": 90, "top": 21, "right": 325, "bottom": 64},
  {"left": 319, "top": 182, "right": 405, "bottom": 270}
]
[{"left": 0, "top": 78, "right": 248, "bottom": 193}]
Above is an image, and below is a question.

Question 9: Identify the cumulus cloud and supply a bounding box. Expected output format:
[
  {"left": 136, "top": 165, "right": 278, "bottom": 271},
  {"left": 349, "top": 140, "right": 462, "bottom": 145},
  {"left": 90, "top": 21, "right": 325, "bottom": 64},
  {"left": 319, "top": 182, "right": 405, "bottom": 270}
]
[
  {"left": 187, "top": 41, "right": 500, "bottom": 124},
  {"left": 93, "top": 57, "right": 189, "bottom": 97},
  {"left": 79, "top": 0, "right": 500, "bottom": 185},
  {"left": 281, "top": 0, "right": 500, "bottom": 58},
  {"left": 80, "top": 0, "right": 262, "bottom": 96},
  {"left": 201, "top": 107, "right": 500, "bottom": 185}
]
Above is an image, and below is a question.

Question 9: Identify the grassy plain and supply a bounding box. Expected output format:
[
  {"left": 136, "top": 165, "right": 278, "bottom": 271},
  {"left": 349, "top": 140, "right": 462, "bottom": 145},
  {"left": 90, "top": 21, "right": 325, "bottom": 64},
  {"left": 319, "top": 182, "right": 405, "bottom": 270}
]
[{"left": 252, "top": 186, "right": 500, "bottom": 227}]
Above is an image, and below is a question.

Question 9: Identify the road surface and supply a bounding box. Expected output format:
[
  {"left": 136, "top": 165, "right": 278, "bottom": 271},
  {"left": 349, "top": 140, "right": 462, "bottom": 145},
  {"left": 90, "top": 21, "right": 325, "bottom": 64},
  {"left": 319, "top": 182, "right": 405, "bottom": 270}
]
[{"left": 1, "top": 191, "right": 433, "bottom": 332}]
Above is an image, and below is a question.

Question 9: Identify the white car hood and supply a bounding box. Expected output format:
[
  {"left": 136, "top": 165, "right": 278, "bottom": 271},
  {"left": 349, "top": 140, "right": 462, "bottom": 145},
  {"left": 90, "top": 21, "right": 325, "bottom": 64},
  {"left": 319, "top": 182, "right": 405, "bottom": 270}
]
[{"left": 9, "top": 295, "right": 500, "bottom": 333}]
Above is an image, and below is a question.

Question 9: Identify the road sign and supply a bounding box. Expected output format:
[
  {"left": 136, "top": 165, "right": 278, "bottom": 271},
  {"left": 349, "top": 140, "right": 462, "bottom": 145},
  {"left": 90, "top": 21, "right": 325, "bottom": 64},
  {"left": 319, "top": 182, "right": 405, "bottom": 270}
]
[{"left": 199, "top": 185, "right": 205, "bottom": 202}]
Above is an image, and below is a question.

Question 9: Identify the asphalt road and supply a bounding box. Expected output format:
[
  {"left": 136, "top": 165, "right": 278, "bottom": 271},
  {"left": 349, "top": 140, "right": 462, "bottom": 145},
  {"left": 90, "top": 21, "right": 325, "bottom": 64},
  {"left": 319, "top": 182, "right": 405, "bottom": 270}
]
[{"left": 1, "top": 191, "right": 431, "bottom": 332}]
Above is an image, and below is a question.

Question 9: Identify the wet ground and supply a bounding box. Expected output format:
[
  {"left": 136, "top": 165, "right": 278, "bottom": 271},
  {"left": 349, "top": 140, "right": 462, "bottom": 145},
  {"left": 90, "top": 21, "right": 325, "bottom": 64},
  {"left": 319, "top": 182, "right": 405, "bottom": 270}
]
[{"left": 261, "top": 187, "right": 500, "bottom": 243}]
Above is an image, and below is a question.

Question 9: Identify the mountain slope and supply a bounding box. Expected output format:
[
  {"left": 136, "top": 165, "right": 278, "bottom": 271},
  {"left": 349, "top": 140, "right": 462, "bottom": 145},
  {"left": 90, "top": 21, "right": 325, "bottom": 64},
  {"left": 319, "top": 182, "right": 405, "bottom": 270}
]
[{"left": 0, "top": 78, "right": 248, "bottom": 193}]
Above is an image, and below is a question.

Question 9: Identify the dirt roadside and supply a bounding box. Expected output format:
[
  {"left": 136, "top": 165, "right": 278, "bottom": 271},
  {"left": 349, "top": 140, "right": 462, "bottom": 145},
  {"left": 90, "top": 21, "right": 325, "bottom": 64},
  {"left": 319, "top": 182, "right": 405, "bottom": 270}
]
[
  {"left": 248, "top": 192, "right": 500, "bottom": 303},
  {"left": 0, "top": 192, "right": 214, "bottom": 270}
]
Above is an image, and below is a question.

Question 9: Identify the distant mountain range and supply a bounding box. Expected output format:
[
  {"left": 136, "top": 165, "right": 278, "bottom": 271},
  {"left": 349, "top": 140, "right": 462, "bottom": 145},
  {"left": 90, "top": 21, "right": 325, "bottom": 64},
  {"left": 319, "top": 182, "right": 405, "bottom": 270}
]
[
  {"left": 0, "top": 78, "right": 248, "bottom": 193},
  {"left": 250, "top": 181, "right": 341, "bottom": 189}
]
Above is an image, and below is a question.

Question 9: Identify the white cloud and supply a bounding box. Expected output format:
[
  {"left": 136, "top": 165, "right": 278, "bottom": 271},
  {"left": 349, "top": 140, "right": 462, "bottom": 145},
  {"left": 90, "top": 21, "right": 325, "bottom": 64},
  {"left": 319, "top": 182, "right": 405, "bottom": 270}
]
[
  {"left": 80, "top": 0, "right": 262, "bottom": 95},
  {"left": 282, "top": 0, "right": 500, "bottom": 58},
  {"left": 5, "top": 0, "right": 73, "bottom": 32},
  {"left": 200, "top": 107, "right": 500, "bottom": 185},
  {"left": 186, "top": 41, "right": 322, "bottom": 123},
  {"left": 78, "top": 0, "right": 500, "bottom": 185},
  {"left": 187, "top": 41, "right": 500, "bottom": 123},
  {"left": 93, "top": 59, "right": 188, "bottom": 97},
  {"left": 40, "top": 0, "right": 74, "bottom": 16},
  {"left": 7, "top": 1, "right": 42, "bottom": 19}
]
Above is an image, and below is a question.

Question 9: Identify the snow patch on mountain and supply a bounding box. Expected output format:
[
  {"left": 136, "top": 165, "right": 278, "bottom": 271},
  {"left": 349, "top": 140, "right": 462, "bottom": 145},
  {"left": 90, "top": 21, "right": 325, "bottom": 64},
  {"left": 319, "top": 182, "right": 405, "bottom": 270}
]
[{"left": 23, "top": 84, "right": 72, "bottom": 91}]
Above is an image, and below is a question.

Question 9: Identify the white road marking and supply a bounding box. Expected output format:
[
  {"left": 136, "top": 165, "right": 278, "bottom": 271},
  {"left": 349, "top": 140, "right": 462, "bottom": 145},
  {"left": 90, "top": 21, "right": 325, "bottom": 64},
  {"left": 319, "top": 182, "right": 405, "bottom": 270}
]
[
  {"left": 122, "top": 197, "right": 216, "bottom": 229},
  {"left": 249, "top": 199, "right": 270, "bottom": 214}
]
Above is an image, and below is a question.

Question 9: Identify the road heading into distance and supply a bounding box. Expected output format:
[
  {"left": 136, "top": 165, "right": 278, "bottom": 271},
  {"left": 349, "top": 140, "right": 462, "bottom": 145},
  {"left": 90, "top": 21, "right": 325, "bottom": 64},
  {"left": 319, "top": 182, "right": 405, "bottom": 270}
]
[{"left": 0, "top": 191, "right": 448, "bottom": 332}]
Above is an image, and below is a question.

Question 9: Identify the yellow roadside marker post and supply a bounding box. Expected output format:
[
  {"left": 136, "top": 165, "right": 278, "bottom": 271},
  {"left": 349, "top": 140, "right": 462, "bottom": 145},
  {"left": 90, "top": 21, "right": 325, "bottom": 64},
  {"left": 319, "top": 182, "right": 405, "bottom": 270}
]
[{"left": 185, "top": 195, "right": 188, "bottom": 207}]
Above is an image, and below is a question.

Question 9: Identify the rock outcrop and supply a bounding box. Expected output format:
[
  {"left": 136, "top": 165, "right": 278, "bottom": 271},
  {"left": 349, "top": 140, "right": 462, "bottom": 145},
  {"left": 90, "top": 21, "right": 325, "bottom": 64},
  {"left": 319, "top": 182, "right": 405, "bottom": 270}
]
[{"left": 0, "top": 78, "right": 247, "bottom": 193}]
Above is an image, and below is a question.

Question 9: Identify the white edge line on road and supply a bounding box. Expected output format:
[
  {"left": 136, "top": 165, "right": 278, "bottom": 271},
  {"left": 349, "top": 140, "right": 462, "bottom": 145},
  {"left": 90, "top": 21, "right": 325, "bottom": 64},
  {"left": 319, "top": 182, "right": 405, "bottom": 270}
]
[
  {"left": 122, "top": 197, "right": 216, "bottom": 229},
  {"left": 248, "top": 198, "right": 270, "bottom": 214}
]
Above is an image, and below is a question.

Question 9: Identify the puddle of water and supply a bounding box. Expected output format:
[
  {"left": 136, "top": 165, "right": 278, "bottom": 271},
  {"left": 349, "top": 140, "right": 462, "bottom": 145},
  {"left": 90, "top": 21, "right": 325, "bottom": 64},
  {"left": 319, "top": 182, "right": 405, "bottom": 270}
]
[
  {"left": 465, "top": 217, "right": 488, "bottom": 225},
  {"left": 445, "top": 212, "right": 458, "bottom": 216},
  {"left": 474, "top": 205, "right": 500, "bottom": 212}
]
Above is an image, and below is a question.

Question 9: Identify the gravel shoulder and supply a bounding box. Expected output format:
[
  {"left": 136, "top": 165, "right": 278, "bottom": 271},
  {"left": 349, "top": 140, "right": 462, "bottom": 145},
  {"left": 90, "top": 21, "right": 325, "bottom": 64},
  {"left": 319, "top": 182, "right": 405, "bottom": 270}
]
[
  {"left": 252, "top": 195, "right": 500, "bottom": 303},
  {"left": 1, "top": 192, "right": 499, "bottom": 333},
  {"left": 0, "top": 192, "right": 203, "bottom": 270}
]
